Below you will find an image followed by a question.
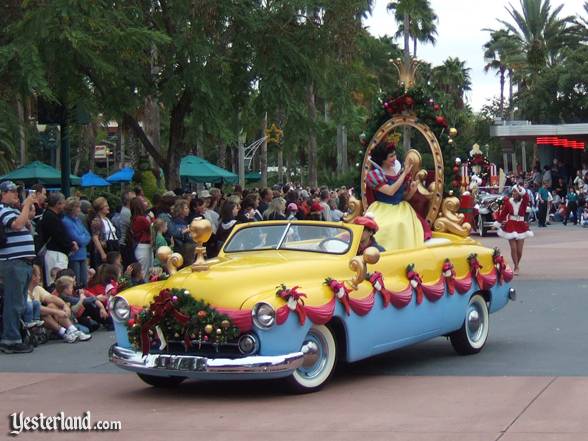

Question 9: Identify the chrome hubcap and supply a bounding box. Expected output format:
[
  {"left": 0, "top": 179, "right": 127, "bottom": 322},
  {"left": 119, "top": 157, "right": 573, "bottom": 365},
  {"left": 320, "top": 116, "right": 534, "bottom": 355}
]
[
  {"left": 297, "top": 332, "right": 327, "bottom": 379},
  {"left": 301, "top": 341, "right": 319, "bottom": 368},
  {"left": 466, "top": 303, "right": 484, "bottom": 343}
]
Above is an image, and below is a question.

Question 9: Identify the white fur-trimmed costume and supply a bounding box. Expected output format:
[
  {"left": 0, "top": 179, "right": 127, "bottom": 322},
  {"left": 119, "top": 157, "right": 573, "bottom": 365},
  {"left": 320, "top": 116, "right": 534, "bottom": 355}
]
[{"left": 493, "top": 186, "right": 534, "bottom": 240}]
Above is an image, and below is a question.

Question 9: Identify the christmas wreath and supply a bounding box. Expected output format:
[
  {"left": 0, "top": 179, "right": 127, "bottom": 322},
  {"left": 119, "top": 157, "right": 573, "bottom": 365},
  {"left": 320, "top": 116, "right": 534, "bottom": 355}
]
[{"left": 127, "top": 288, "right": 241, "bottom": 355}]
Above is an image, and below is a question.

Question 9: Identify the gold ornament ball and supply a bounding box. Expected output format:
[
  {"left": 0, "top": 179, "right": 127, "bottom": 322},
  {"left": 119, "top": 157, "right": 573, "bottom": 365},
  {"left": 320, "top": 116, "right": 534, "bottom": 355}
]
[
  {"left": 204, "top": 324, "right": 213, "bottom": 334},
  {"left": 221, "top": 320, "right": 231, "bottom": 329},
  {"left": 448, "top": 139, "right": 454, "bottom": 145},
  {"left": 156, "top": 246, "right": 173, "bottom": 263},
  {"left": 216, "top": 328, "right": 222, "bottom": 335},
  {"left": 363, "top": 247, "right": 381, "bottom": 265},
  {"left": 190, "top": 218, "right": 213, "bottom": 244},
  {"left": 449, "top": 127, "right": 458, "bottom": 137}
]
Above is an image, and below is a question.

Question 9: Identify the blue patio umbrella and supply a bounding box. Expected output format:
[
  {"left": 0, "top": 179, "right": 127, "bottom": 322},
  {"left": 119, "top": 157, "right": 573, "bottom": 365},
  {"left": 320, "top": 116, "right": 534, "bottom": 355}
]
[
  {"left": 81, "top": 171, "right": 110, "bottom": 187},
  {"left": 106, "top": 167, "right": 134, "bottom": 183}
]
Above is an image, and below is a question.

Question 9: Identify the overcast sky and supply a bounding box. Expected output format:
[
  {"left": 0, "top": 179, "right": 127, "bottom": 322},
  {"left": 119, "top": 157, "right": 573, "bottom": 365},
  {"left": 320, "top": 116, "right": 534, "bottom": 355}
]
[{"left": 364, "top": 0, "right": 587, "bottom": 112}]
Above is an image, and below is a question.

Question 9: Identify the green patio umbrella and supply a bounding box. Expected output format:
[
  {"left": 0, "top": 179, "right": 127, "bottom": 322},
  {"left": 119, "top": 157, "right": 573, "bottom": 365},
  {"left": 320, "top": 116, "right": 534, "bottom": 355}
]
[
  {"left": 179, "top": 155, "right": 238, "bottom": 184},
  {"left": 245, "top": 171, "right": 261, "bottom": 182},
  {"left": 1, "top": 161, "right": 81, "bottom": 186}
]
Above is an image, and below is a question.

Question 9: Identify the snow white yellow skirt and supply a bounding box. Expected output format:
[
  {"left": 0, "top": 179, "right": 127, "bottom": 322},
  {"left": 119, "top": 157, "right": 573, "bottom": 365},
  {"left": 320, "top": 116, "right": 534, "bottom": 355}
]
[{"left": 367, "top": 201, "right": 424, "bottom": 251}]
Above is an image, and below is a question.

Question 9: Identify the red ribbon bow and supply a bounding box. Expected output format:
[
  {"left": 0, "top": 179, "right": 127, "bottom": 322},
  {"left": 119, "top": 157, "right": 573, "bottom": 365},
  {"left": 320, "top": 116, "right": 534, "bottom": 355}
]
[
  {"left": 140, "top": 290, "right": 190, "bottom": 356},
  {"left": 442, "top": 260, "right": 456, "bottom": 295},
  {"left": 326, "top": 279, "right": 352, "bottom": 315},
  {"left": 406, "top": 266, "right": 424, "bottom": 305},
  {"left": 468, "top": 255, "right": 484, "bottom": 288},
  {"left": 277, "top": 286, "right": 307, "bottom": 325},
  {"left": 369, "top": 272, "right": 392, "bottom": 307},
  {"left": 493, "top": 254, "right": 507, "bottom": 285}
]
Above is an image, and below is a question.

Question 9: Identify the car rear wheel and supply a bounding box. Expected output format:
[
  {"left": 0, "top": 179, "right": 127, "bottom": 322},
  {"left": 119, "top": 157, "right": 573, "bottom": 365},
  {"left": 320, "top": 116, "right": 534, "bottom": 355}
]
[
  {"left": 450, "top": 294, "right": 489, "bottom": 355},
  {"left": 137, "top": 373, "right": 186, "bottom": 388},
  {"left": 286, "top": 325, "right": 337, "bottom": 393}
]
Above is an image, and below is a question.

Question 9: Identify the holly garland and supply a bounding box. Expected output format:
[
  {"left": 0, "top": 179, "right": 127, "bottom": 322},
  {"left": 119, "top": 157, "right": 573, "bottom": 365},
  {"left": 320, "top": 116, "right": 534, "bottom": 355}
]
[
  {"left": 363, "top": 85, "right": 452, "bottom": 152},
  {"left": 127, "top": 288, "right": 240, "bottom": 355},
  {"left": 361, "top": 84, "right": 459, "bottom": 193}
]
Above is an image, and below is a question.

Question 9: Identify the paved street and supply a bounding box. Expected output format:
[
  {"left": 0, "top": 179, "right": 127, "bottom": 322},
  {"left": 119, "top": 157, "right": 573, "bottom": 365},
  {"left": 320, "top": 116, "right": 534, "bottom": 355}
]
[{"left": 1, "top": 223, "right": 587, "bottom": 440}]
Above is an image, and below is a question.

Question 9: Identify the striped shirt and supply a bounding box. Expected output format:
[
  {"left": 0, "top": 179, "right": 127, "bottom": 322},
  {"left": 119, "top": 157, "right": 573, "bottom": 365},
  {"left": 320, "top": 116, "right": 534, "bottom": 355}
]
[{"left": 0, "top": 204, "right": 35, "bottom": 260}]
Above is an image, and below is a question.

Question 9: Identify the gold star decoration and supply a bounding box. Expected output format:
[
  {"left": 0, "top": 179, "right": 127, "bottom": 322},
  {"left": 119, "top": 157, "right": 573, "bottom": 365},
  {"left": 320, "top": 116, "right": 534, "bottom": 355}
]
[{"left": 265, "top": 123, "right": 283, "bottom": 144}]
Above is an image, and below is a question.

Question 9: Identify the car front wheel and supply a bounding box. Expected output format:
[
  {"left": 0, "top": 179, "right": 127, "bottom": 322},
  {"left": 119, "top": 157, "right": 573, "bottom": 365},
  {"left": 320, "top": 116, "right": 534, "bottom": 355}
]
[
  {"left": 137, "top": 373, "right": 186, "bottom": 388},
  {"left": 286, "top": 325, "right": 337, "bottom": 393},
  {"left": 450, "top": 294, "right": 489, "bottom": 355},
  {"left": 478, "top": 215, "right": 487, "bottom": 237}
]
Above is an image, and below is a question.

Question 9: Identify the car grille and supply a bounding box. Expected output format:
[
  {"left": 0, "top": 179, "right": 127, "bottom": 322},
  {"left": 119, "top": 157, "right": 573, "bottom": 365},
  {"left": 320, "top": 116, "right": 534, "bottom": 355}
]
[{"left": 149, "top": 338, "right": 246, "bottom": 358}]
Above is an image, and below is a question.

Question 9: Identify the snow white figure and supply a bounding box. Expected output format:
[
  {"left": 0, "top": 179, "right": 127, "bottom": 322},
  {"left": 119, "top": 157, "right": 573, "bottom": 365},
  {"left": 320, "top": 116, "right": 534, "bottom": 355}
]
[{"left": 365, "top": 141, "right": 430, "bottom": 250}]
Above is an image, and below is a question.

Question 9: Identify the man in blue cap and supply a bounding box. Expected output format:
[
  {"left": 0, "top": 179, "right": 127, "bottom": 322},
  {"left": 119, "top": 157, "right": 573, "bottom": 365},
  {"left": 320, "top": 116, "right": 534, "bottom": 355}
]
[{"left": 0, "top": 181, "right": 37, "bottom": 353}]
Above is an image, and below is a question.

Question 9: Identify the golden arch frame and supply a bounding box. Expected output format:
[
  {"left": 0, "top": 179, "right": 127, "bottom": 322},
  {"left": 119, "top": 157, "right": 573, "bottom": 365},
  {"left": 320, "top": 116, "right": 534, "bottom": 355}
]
[{"left": 361, "top": 114, "right": 444, "bottom": 225}]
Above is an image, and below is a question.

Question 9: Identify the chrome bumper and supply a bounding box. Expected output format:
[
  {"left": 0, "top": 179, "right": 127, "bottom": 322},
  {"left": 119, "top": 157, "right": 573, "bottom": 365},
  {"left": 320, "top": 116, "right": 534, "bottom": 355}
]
[{"left": 109, "top": 345, "right": 304, "bottom": 380}]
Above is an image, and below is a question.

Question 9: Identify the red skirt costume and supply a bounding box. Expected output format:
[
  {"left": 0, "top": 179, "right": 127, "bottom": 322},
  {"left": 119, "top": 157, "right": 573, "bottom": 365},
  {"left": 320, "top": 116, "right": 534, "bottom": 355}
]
[{"left": 495, "top": 190, "right": 534, "bottom": 240}]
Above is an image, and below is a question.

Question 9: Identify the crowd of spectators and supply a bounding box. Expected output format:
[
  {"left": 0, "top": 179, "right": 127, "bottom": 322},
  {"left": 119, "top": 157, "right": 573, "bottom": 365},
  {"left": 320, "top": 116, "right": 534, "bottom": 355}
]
[
  {"left": 2, "top": 158, "right": 588, "bottom": 354},
  {"left": 516, "top": 160, "right": 588, "bottom": 227},
  {"left": 0, "top": 179, "right": 353, "bottom": 354}
]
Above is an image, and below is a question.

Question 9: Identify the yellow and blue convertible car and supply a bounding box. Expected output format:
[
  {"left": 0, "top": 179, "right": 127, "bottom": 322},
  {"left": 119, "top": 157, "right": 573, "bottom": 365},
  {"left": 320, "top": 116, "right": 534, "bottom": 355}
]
[{"left": 109, "top": 216, "right": 515, "bottom": 393}]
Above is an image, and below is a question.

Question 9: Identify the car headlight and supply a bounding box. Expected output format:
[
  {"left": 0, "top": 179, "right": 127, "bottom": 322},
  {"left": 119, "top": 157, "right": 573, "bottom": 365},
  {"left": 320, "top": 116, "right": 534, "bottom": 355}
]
[
  {"left": 252, "top": 302, "right": 275, "bottom": 329},
  {"left": 109, "top": 296, "right": 130, "bottom": 322},
  {"left": 238, "top": 333, "right": 260, "bottom": 355}
]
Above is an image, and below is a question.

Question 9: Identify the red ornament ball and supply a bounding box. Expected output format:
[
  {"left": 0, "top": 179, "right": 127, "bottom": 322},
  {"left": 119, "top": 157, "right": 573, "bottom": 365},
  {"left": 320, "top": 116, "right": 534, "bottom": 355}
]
[
  {"left": 434, "top": 104, "right": 441, "bottom": 111},
  {"left": 435, "top": 116, "right": 447, "bottom": 126},
  {"left": 453, "top": 166, "right": 459, "bottom": 173},
  {"left": 404, "top": 96, "right": 414, "bottom": 106}
]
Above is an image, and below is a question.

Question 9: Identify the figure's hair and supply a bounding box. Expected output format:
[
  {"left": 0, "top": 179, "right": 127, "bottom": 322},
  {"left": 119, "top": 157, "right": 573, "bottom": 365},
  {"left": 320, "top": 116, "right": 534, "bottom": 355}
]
[
  {"left": 55, "top": 276, "right": 75, "bottom": 293},
  {"left": 47, "top": 192, "right": 65, "bottom": 208},
  {"left": 370, "top": 141, "right": 396, "bottom": 166},
  {"left": 130, "top": 197, "right": 146, "bottom": 217}
]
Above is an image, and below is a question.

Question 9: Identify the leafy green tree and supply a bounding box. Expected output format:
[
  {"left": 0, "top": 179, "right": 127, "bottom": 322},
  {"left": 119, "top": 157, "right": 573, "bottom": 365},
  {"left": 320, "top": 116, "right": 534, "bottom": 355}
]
[{"left": 431, "top": 57, "right": 471, "bottom": 109}]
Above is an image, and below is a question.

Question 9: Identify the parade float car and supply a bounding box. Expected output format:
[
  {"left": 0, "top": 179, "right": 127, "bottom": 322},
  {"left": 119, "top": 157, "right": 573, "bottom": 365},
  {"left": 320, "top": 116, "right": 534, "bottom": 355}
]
[
  {"left": 109, "top": 106, "right": 516, "bottom": 393},
  {"left": 109, "top": 215, "right": 516, "bottom": 393},
  {"left": 474, "top": 187, "right": 507, "bottom": 237}
]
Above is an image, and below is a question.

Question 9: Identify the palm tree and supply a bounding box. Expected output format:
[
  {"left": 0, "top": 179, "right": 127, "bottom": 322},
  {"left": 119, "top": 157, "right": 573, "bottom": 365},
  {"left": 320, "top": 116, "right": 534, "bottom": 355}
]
[
  {"left": 497, "top": 0, "right": 575, "bottom": 72},
  {"left": 483, "top": 29, "right": 524, "bottom": 117},
  {"left": 431, "top": 57, "right": 471, "bottom": 108},
  {"left": 387, "top": 0, "right": 438, "bottom": 57}
]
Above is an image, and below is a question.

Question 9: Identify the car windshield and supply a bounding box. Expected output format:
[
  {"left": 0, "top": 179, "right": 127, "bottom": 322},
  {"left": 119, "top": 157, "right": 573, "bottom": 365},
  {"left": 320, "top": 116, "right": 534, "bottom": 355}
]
[{"left": 223, "top": 223, "right": 352, "bottom": 254}]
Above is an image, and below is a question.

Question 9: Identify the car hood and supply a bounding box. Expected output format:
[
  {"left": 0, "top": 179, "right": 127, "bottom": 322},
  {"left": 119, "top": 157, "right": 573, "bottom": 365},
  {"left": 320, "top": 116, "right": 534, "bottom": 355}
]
[{"left": 119, "top": 250, "right": 352, "bottom": 310}]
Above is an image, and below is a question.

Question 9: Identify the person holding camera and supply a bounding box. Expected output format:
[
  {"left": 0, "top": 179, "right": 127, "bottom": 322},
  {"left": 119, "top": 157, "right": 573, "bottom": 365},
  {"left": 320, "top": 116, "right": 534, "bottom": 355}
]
[{"left": 0, "top": 181, "right": 37, "bottom": 353}]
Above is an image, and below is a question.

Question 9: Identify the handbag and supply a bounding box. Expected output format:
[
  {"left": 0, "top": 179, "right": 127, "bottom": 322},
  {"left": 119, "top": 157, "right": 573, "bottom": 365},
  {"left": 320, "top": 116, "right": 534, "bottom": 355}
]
[{"left": 103, "top": 217, "right": 120, "bottom": 252}]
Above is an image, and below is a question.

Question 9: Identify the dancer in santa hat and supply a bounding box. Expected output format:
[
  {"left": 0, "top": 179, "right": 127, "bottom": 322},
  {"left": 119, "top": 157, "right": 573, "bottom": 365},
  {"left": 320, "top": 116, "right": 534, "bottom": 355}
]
[{"left": 493, "top": 184, "right": 534, "bottom": 275}]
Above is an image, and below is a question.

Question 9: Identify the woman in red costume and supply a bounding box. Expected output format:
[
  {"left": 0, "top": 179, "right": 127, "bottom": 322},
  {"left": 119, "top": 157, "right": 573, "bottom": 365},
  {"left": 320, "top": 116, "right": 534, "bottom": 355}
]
[{"left": 494, "top": 185, "right": 534, "bottom": 275}]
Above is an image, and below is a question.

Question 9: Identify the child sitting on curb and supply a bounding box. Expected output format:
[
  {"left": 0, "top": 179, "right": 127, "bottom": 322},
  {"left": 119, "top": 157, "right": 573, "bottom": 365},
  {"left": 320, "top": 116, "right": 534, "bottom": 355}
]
[{"left": 28, "top": 266, "right": 91, "bottom": 343}]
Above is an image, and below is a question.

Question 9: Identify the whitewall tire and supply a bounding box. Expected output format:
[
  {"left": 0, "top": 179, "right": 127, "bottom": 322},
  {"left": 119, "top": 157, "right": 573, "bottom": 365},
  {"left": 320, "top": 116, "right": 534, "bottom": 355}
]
[
  {"left": 450, "top": 294, "right": 489, "bottom": 355},
  {"left": 286, "top": 325, "right": 337, "bottom": 393}
]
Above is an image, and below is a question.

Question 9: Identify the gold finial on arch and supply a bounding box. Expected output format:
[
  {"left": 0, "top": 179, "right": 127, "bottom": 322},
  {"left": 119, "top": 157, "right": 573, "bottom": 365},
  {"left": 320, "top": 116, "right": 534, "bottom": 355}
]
[{"left": 391, "top": 57, "right": 420, "bottom": 92}]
